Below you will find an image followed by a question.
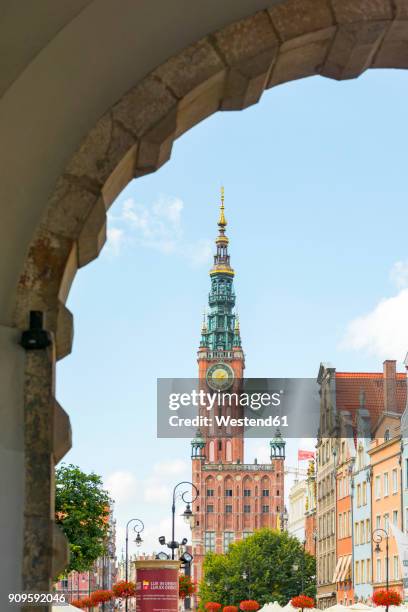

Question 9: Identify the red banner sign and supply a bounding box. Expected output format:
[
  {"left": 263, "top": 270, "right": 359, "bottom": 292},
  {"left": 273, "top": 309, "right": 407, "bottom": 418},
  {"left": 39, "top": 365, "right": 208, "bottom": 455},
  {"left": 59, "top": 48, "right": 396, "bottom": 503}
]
[{"left": 136, "top": 564, "right": 179, "bottom": 612}]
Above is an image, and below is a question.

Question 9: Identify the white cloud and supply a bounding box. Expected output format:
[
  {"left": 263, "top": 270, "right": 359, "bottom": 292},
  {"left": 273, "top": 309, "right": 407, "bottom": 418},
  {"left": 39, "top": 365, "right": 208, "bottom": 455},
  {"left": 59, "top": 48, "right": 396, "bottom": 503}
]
[
  {"left": 390, "top": 260, "right": 408, "bottom": 289},
  {"left": 107, "top": 195, "right": 212, "bottom": 266},
  {"left": 105, "top": 470, "right": 137, "bottom": 503},
  {"left": 340, "top": 287, "right": 408, "bottom": 361},
  {"left": 153, "top": 459, "right": 188, "bottom": 476},
  {"left": 143, "top": 484, "right": 171, "bottom": 504},
  {"left": 106, "top": 227, "right": 124, "bottom": 256}
]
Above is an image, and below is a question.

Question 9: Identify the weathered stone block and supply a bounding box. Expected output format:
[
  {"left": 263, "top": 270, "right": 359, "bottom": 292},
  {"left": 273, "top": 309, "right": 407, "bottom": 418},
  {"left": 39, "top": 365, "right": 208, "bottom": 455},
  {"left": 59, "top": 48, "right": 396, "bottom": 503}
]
[
  {"left": 77, "top": 197, "right": 106, "bottom": 268},
  {"left": 53, "top": 401, "right": 72, "bottom": 464},
  {"left": 322, "top": 20, "right": 389, "bottom": 79},
  {"left": 154, "top": 39, "right": 224, "bottom": 101},
  {"left": 331, "top": 0, "right": 393, "bottom": 23},
  {"left": 56, "top": 302, "right": 73, "bottom": 361},
  {"left": 135, "top": 108, "right": 177, "bottom": 176},
  {"left": 268, "top": 0, "right": 333, "bottom": 41},
  {"left": 65, "top": 113, "right": 136, "bottom": 187},
  {"left": 58, "top": 241, "right": 78, "bottom": 305},
  {"left": 51, "top": 523, "right": 70, "bottom": 579},
  {"left": 23, "top": 516, "right": 53, "bottom": 591},
  {"left": 176, "top": 71, "right": 226, "bottom": 137},
  {"left": 269, "top": 28, "right": 335, "bottom": 86},
  {"left": 214, "top": 11, "right": 278, "bottom": 109},
  {"left": 112, "top": 75, "right": 177, "bottom": 138},
  {"left": 43, "top": 175, "right": 101, "bottom": 240},
  {"left": 102, "top": 142, "right": 138, "bottom": 209},
  {"left": 373, "top": 20, "right": 408, "bottom": 67}
]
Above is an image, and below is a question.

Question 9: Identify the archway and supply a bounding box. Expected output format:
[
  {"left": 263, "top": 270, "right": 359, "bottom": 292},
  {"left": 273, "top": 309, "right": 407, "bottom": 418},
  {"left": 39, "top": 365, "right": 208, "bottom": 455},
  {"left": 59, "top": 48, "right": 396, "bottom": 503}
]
[{"left": 8, "top": 0, "right": 408, "bottom": 599}]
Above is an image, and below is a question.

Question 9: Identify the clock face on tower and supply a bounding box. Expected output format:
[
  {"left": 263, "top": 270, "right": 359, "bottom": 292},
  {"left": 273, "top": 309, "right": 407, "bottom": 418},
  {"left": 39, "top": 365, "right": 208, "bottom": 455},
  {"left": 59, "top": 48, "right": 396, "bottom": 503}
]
[{"left": 206, "top": 362, "right": 235, "bottom": 391}]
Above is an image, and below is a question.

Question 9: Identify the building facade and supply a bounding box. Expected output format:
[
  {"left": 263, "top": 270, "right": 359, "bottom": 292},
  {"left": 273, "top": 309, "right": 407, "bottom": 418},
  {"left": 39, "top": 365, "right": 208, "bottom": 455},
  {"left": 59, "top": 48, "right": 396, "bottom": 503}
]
[
  {"left": 334, "top": 437, "right": 354, "bottom": 606},
  {"left": 316, "top": 365, "right": 337, "bottom": 609},
  {"left": 305, "top": 460, "right": 317, "bottom": 556},
  {"left": 288, "top": 478, "right": 307, "bottom": 543},
  {"left": 352, "top": 405, "right": 373, "bottom": 602},
  {"left": 369, "top": 413, "right": 403, "bottom": 599},
  {"left": 190, "top": 193, "right": 285, "bottom": 585}
]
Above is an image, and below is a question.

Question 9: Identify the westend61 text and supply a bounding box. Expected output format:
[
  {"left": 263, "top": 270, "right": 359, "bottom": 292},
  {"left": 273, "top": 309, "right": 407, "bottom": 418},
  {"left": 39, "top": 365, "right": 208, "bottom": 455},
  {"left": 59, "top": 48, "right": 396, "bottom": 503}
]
[
  {"left": 168, "top": 390, "right": 282, "bottom": 411},
  {"left": 169, "top": 414, "right": 288, "bottom": 427}
]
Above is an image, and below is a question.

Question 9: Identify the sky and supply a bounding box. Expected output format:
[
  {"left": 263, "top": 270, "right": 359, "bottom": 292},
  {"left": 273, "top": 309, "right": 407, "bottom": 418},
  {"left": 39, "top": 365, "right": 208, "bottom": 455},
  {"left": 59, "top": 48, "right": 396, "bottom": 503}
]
[{"left": 57, "top": 69, "right": 408, "bottom": 561}]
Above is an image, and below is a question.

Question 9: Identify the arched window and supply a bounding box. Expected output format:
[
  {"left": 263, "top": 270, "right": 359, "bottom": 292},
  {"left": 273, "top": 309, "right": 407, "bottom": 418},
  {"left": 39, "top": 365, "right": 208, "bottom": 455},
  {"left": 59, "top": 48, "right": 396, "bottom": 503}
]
[{"left": 226, "top": 440, "right": 232, "bottom": 462}]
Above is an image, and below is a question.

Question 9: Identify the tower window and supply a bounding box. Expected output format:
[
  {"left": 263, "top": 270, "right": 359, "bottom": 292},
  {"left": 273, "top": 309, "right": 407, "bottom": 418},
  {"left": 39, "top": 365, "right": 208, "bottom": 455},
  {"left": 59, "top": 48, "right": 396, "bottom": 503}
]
[
  {"left": 277, "top": 490, "right": 280, "bottom": 496},
  {"left": 244, "top": 489, "right": 251, "bottom": 497},
  {"left": 244, "top": 504, "right": 251, "bottom": 513},
  {"left": 204, "top": 531, "right": 215, "bottom": 552},
  {"left": 207, "top": 504, "right": 214, "bottom": 513},
  {"left": 225, "top": 505, "right": 233, "bottom": 513},
  {"left": 207, "top": 489, "right": 214, "bottom": 497},
  {"left": 262, "top": 490, "right": 269, "bottom": 497},
  {"left": 223, "top": 532, "right": 234, "bottom": 552},
  {"left": 262, "top": 505, "right": 270, "bottom": 513},
  {"left": 218, "top": 440, "right": 222, "bottom": 451},
  {"left": 225, "top": 489, "right": 233, "bottom": 497}
]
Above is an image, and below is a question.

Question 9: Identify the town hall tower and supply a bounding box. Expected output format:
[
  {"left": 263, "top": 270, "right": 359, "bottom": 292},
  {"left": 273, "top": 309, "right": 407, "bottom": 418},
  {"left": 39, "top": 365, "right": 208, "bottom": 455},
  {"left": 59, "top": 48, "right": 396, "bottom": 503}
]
[{"left": 190, "top": 190, "right": 286, "bottom": 584}]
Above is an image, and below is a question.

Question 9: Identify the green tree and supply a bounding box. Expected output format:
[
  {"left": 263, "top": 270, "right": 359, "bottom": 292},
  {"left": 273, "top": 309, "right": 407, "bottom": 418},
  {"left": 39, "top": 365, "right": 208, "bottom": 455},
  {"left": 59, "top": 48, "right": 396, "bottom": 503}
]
[
  {"left": 55, "top": 463, "right": 111, "bottom": 574},
  {"left": 199, "top": 529, "right": 316, "bottom": 608}
]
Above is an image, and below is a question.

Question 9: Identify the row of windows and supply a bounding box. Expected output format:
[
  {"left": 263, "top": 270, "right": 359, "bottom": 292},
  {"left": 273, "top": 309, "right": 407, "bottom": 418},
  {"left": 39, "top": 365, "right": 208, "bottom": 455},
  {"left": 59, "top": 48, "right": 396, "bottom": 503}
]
[
  {"left": 375, "top": 556, "right": 400, "bottom": 582},
  {"left": 354, "top": 519, "right": 371, "bottom": 545},
  {"left": 207, "top": 488, "right": 274, "bottom": 497},
  {"left": 354, "top": 559, "right": 371, "bottom": 584},
  {"left": 206, "top": 504, "right": 272, "bottom": 513},
  {"left": 338, "top": 511, "right": 351, "bottom": 539},
  {"left": 317, "top": 552, "right": 335, "bottom": 585},
  {"left": 319, "top": 510, "right": 335, "bottom": 539},
  {"left": 374, "top": 470, "right": 399, "bottom": 498},
  {"left": 375, "top": 510, "right": 399, "bottom": 532},
  {"left": 355, "top": 481, "right": 368, "bottom": 507},
  {"left": 204, "top": 531, "right": 252, "bottom": 552}
]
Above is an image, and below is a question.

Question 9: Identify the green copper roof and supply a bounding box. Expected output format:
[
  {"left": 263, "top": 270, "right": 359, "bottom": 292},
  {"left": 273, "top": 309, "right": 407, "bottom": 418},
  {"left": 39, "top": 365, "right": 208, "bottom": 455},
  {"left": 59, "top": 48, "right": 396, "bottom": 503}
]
[{"left": 200, "top": 191, "right": 241, "bottom": 352}]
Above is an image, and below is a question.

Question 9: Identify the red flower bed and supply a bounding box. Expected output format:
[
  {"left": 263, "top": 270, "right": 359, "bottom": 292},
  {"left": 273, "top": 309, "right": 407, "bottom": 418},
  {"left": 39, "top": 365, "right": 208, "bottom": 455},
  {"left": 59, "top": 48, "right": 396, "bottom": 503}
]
[
  {"left": 112, "top": 580, "right": 136, "bottom": 598},
  {"left": 240, "top": 600, "right": 260, "bottom": 611},
  {"left": 179, "top": 575, "right": 196, "bottom": 599},
  {"left": 224, "top": 606, "right": 239, "bottom": 612},
  {"left": 90, "top": 589, "right": 114, "bottom": 604},
  {"left": 205, "top": 603, "right": 222, "bottom": 611},
  {"left": 372, "top": 589, "right": 402, "bottom": 607},
  {"left": 77, "top": 597, "right": 93, "bottom": 609},
  {"left": 291, "top": 595, "right": 315, "bottom": 610}
]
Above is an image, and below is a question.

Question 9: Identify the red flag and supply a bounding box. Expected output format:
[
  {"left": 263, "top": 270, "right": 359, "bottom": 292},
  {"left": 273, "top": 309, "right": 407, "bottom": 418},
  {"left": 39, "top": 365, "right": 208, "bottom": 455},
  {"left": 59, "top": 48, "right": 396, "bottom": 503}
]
[{"left": 298, "top": 450, "right": 315, "bottom": 461}]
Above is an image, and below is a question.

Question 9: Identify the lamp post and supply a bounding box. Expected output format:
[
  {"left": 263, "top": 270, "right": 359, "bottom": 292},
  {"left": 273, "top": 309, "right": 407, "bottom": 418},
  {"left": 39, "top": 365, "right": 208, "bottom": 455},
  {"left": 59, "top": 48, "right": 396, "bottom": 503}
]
[
  {"left": 125, "top": 519, "right": 144, "bottom": 612},
  {"left": 242, "top": 569, "right": 251, "bottom": 598},
  {"left": 372, "top": 528, "right": 389, "bottom": 611},
  {"left": 161, "top": 481, "right": 198, "bottom": 560}
]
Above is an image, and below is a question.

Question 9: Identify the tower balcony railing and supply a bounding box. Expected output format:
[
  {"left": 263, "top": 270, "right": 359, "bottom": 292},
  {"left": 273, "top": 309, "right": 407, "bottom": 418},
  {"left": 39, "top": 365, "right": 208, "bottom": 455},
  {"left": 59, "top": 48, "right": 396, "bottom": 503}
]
[
  {"left": 208, "top": 295, "right": 235, "bottom": 305},
  {"left": 198, "top": 350, "right": 239, "bottom": 360},
  {"left": 202, "top": 463, "right": 275, "bottom": 472}
]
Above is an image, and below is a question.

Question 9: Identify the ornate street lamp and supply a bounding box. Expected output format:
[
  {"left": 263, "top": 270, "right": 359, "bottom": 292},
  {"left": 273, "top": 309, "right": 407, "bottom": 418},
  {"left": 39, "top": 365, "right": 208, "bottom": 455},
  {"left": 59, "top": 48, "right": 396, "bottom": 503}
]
[
  {"left": 158, "top": 481, "right": 199, "bottom": 560},
  {"left": 125, "top": 518, "right": 144, "bottom": 612},
  {"left": 372, "top": 528, "right": 389, "bottom": 611}
]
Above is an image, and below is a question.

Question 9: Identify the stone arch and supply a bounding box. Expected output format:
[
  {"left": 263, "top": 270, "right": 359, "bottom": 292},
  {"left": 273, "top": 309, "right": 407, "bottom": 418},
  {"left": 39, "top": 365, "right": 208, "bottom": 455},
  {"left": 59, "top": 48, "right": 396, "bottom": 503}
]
[{"left": 14, "top": 0, "right": 408, "bottom": 594}]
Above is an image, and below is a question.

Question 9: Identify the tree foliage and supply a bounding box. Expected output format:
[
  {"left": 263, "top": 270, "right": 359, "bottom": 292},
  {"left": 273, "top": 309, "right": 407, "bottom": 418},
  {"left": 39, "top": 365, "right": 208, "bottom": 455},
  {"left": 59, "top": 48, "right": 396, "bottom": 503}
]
[
  {"left": 55, "top": 464, "right": 111, "bottom": 574},
  {"left": 199, "top": 529, "right": 316, "bottom": 608}
]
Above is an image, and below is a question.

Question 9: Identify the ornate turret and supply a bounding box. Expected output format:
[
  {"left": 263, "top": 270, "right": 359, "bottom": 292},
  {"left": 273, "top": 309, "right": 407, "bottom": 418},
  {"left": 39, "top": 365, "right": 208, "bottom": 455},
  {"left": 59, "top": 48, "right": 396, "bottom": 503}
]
[
  {"left": 200, "top": 188, "right": 240, "bottom": 352},
  {"left": 270, "top": 429, "right": 286, "bottom": 459},
  {"left": 191, "top": 428, "right": 206, "bottom": 460}
]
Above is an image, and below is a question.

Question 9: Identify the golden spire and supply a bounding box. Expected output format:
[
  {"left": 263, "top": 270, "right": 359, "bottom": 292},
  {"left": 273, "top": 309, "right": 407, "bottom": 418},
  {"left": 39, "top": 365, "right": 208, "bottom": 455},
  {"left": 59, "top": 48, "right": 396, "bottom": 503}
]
[{"left": 218, "top": 186, "right": 227, "bottom": 228}]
